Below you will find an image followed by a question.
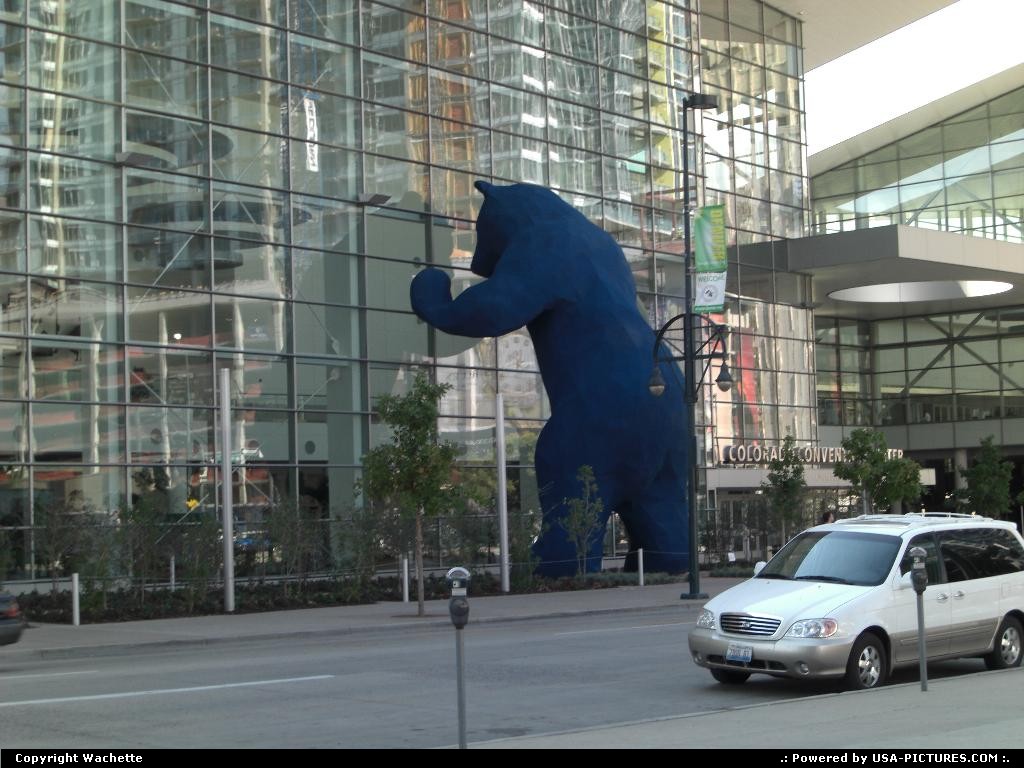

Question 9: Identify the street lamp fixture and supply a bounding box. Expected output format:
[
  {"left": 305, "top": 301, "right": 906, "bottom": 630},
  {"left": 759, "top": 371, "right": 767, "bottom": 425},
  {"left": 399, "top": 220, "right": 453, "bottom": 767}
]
[{"left": 650, "top": 91, "right": 721, "bottom": 601}]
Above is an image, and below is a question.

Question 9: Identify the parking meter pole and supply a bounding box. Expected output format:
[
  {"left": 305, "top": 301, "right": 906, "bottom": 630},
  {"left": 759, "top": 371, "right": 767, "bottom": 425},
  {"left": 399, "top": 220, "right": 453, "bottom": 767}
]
[
  {"left": 401, "top": 555, "right": 409, "bottom": 603},
  {"left": 910, "top": 546, "right": 928, "bottom": 692},
  {"left": 220, "top": 367, "right": 235, "bottom": 614},
  {"left": 455, "top": 627, "right": 466, "bottom": 748},
  {"left": 71, "top": 572, "right": 80, "bottom": 626},
  {"left": 638, "top": 548, "right": 645, "bottom": 587},
  {"left": 496, "top": 393, "right": 510, "bottom": 594},
  {"left": 916, "top": 592, "right": 927, "bottom": 692},
  {"left": 447, "top": 566, "right": 471, "bottom": 749}
]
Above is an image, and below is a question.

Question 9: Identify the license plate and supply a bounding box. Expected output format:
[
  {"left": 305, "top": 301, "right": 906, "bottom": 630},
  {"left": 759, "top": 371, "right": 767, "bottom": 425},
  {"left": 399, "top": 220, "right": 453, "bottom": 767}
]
[{"left": 726, "top": 643, "right": 753, "bottom": 663}]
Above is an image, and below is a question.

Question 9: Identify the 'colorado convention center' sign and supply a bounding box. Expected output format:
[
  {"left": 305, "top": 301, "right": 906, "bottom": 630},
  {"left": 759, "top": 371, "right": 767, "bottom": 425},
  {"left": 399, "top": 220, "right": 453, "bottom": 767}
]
[{"left": 718, "top": 444, "right": 904, "bottom": 466}]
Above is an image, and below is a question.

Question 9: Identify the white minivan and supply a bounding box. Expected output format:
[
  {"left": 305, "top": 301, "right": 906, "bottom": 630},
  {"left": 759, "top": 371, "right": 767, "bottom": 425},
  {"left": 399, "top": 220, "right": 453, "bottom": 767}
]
[{"left": 688, "top": 514, "right": 1024, "bottom": 690}]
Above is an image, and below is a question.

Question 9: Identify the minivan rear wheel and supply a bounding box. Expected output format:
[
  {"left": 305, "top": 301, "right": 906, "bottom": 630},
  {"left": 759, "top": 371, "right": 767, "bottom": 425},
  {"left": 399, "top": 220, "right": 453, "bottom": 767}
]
[
  {"left": 710, "top": 668, "right": 750, "bottom": 685},
  {"left": 845, "top": 632, "right": 887, "bottom": 690},
  {"left": 984, "top": 616, "right": 1023, "bottom": 670}
]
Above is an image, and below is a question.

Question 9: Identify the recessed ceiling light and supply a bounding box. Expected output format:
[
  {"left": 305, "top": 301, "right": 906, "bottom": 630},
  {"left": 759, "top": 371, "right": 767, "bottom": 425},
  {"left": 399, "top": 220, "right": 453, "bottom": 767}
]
[{"left": 829, "top": 281, "right": 1013, "bottom": 303}]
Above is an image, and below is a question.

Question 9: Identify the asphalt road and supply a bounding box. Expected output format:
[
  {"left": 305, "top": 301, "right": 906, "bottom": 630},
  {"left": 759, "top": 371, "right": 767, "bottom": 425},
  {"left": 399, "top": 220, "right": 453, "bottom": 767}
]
[{"left": 0, "top": 605, "right": 991, "bottom": 749}]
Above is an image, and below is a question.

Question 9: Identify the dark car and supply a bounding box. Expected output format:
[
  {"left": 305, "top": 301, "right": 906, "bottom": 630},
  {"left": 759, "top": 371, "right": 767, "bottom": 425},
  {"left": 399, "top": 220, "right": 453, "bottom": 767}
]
[{"left": 0, "top": 592, "right": 26, "bottom": 645}]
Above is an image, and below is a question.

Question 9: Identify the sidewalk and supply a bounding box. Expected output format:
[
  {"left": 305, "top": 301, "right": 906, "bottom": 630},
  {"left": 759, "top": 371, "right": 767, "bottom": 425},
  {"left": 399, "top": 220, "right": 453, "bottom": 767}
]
[{"left": 6, "top": 577, "right": 733, "bottom": 660}]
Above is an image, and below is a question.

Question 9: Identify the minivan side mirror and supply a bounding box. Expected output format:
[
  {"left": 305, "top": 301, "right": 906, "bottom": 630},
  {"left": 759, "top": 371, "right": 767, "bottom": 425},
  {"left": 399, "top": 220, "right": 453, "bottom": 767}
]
[
  {"left": 896, "top": 571, "right": 914, "bottom": 590},
  {"left": 753, "top": 561, "right": 767, "bottom": 576}
]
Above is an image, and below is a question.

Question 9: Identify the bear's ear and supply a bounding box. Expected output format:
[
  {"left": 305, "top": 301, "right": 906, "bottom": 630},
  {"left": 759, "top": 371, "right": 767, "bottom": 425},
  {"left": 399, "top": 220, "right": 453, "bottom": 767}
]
[{"left": 474, "top": 180, "right": 494, "bottom": 197}]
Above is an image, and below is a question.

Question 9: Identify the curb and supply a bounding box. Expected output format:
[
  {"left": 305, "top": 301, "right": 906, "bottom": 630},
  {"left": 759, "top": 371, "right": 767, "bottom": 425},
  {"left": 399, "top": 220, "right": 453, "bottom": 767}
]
[{"left": 5, "top": 601, "right": 700, "bottom": 661}]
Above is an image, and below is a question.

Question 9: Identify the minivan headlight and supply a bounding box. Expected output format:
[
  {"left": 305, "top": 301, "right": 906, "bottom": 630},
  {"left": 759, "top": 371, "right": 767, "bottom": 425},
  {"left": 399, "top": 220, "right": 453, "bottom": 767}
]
[
  {"left": 696, "top": 609, "right": 716, "bottom": 629},
  {"left": 786, "top": 618, "right": 838, "bottom": 638}
]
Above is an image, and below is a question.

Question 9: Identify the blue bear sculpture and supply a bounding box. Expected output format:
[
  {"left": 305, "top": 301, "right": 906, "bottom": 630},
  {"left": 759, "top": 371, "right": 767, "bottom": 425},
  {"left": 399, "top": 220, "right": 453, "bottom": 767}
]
[{"left": 410, "top": 181, "right": 689, "bottom": 577}]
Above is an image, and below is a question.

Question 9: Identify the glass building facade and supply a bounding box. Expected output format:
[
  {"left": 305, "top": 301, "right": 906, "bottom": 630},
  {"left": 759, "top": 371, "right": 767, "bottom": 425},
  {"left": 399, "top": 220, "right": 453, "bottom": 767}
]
[
  {"left": 812, "top": 86, "right": 1024, "bottom": 431},
  {"left": 812, "top": 86, "right": 1024, "bottom": 242},
  {"left": 0, "top": 0, "right": 811, "bottom": 579},
  {"left": 811, "top": 85, "right": 1024, "bottom": 510}
]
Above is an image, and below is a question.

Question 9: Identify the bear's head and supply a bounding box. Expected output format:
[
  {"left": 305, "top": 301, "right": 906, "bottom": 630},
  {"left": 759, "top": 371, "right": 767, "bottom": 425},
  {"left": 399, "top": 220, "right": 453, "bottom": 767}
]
[{"left": 470, "top": 180, "right": 582, "bottom": 277}]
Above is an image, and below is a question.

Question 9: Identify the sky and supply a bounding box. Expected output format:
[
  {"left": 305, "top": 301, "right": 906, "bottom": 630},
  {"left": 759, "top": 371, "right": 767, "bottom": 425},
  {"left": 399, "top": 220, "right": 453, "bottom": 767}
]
[{"left": 804, "top": 0, "right": 1024, "bottom": 157}]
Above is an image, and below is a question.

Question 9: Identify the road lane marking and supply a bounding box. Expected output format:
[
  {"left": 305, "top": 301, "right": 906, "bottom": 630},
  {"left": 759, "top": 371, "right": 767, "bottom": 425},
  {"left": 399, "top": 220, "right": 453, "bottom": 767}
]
[
  {"left": 555, "top": 621, "right": 693, "bottom": 637},
  {"left": 3, "top": 670, "right": 98, "bottom": 680},
  {"left": 0, "top": 675, "right": 334, "bottom": 708}
]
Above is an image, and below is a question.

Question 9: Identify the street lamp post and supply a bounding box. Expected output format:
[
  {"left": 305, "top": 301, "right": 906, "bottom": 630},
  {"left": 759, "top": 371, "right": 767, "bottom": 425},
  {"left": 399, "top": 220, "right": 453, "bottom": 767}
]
[{"left": 649, "top": 92, "right": 723, "bottom": 601}]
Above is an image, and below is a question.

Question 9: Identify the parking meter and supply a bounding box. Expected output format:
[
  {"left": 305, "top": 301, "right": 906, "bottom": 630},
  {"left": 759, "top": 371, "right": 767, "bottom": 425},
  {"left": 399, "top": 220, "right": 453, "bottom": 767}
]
[
  {"left": 446, "top": 566, "right": 471, "bottom": 629},
  {"left": 910, "top": 546, "right": 928, "bottom": 594},
  {"left": 446, "top": 567, "right": 471, "bottom": 748},
  {"left": 909, "top": 546, "right": 928, "bottom": 692}
]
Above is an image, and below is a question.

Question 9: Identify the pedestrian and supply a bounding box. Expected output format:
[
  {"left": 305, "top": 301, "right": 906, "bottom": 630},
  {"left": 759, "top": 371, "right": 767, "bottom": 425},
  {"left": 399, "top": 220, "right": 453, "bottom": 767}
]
[{"left": 819, "top": 510, "right": 836, "bottom": 525}]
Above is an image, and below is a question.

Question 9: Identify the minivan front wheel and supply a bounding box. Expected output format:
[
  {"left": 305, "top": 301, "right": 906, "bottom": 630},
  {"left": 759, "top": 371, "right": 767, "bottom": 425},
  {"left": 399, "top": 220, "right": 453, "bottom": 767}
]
[
  {"left": 984, "top": 616, "right": 1023, "bottom": 670},
  {"left": 846, "top": 632, "right": 887, "bottom": 690}
]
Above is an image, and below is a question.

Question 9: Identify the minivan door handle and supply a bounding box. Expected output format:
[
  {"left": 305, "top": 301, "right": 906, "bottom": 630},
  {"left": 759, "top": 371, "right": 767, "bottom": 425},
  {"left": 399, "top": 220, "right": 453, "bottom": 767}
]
[
  {"left": 952, "top": 590, "right": 966, "bottom": 600},
  {"left": 936, "top": 593, "right": 949, "bottom": 602}
]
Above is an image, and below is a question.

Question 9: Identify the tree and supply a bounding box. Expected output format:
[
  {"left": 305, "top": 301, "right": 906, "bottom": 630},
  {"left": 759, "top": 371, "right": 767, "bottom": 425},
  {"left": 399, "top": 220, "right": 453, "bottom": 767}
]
[
  {"left": 834, "top": 429, "right": 922, "bottom": 514},
  {"left": 959, "top": 436, "right": 1013, "bottom": 518},
  {"left": 360, "top": 371, "right": 461, "bottom": 617},
  {"left": 760, "top": 434, "right": 807, "bottom": 543},
  {"left": 560, "top": 465, "right": 604, "bottom": 579}
]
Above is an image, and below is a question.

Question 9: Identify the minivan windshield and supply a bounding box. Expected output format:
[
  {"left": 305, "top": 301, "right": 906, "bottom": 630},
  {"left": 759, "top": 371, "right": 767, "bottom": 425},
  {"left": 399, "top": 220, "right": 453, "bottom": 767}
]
[{"left": 757, "top": 531, "right": 902, "bottom": 586}]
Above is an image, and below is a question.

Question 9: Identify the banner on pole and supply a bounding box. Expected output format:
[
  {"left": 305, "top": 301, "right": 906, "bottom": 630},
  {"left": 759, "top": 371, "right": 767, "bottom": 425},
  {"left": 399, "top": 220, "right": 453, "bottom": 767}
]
[
  {"left": 693, "top": 271, "right": 726, "bottom": 313},
  {"left": 694, "top": 204, "right": 727, "bottom": 272}
]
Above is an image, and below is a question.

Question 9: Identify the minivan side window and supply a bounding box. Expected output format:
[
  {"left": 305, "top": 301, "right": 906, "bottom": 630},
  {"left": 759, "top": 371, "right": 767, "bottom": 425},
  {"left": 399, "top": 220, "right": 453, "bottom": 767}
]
[
  {"left": 899, "top": 534, "right": 943, "bottom": 584},
  {"left": 938, "top": 528, "right": 1024, "bottom": 581}
]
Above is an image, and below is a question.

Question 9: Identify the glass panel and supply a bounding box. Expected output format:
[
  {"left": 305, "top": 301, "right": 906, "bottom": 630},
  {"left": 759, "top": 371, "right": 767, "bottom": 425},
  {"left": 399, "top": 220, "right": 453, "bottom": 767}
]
[
  {"left": 431, "top": 20, "right": 488, "bottom": 79},
  {"left": 127, "top": 287, "right": 209, "bottom": 346},
  {"left": 31, "top": 465, "right": 125, "bottom": 517},
  {"left": 490, "top": 0, "right": 543, "bottom": 45},
  {"left": 429, "top": 68, "right": 489, "bottom": 125},
  {"left": 296, "top": 358, "right": 363, "bottom": 414},
  {"left": 364, "top": 102, "right": 429, "bottom": 160},
  {"left": 364, "top": 2, "right": 427, "bottom": 63},
  {"left": 209, "top": 69, "right": 284, "bottom": 131},
  {"left": 121, "top": 111, "right": 207, "bottom": 175},
  {"left": 492, "top": 131, "right": 546, "bottom": 184},
  {"left": 430, "top": 117, "right": 491, "bottom": 174},
  {"left": 0, "top": 22, "right": 25, "bottom": 85},
  {"left": 365, "top": 308, "right": 426, "bottom": 361},
  {"left": 289, "top": 139, "right": 359, "bottom": 201},
  {"left": 293, "top": 303, "right": 360, "bottom": 357},
  {"left": 214, "top": 238, "right": 288, "bottom": 299},
  {"left": 33, "top": 403, "right": 124, "bottom": 463},
  {"left": 125, "top": 0, "right": 205, "bottom": 61},
  {"left": 30, "top": 216, "right": 120, "bottom": 282},
  {"left": 31, "top": 339, "right": 122, "bottom": 403},
  {"left": 209, "top": 14, "right": 285, "bottom": 81},
  {"left": 126, "top": 50, "right": 205, "bottom": 118},
  {"left": 126, "top": 227, "right": 209, "bottom": 291},
  {"left": 30, "top": 153, "right": 119, "bottom": 223},
  {"left": 490, "top": 84, "right": 545, "bottom": 139},
  {"left": 547, "top": 52, "right": 598, "bottom": 106},
  {"left": 213, "top": 126, "right": 286, "bottom": 189},
  {"left": 213, "top": 295, "right": 288, "bottom": 354},
  {"left": 428, "top": 0, "right": 487, "bottom": 29},
  {"left": 29, "top": 31, "right": 119, "bottom": 102},
  {"left": 127, "top": 406, "right": 213, "bottom": 464},
  {"left": 0, "top": 273, "right": 26, "bottom": 334},
  {"left": 955, "top": 364, "right": 1000, "bottom": 393},
  {"left": 290, "top": 91, "right": 360, "bottom": 151},
  {"left": 126, "top": 169, "right": 207, "bottom": 232},
  {"left": 291, "top": 194, "right": 359, "bottom": 252},
  {"left": 362, "top": 52, "right": 425, "bottom": 109},
  {"left": 290, "top": 0, "right": 358, "bottom": 44},
  {"left": 28, "top": 91, "right": 117, "bottom": 161},
  {"left": 212, "top": 181, "right": 288, "bottom": 244},
  {"left": 127, "top": 347, "right": 214, "bottom": 406},
  {"left": 31, "top": 278, "right": 122, "bottom": 342}
]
